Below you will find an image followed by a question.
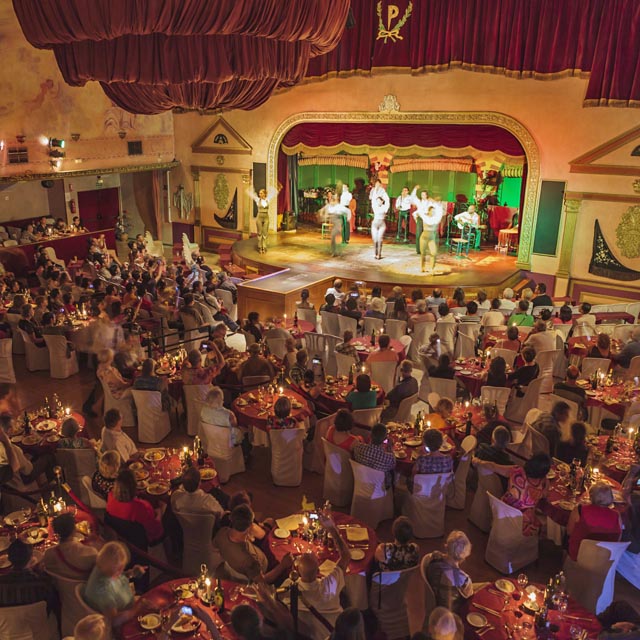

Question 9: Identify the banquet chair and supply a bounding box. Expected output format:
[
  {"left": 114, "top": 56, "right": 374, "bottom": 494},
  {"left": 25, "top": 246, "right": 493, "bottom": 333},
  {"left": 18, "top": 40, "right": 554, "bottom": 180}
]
[
  {"left": 595, "top": 324, "right": 617, "bottom": 336},
  {"left": 80, "top": 476, "right": 107, "bottom": 513},
  {"left": 402, "top": 472, "right": 453, "bottom": 538},
  {"left": 18, "top": 329, "right": 50, "bottom": 372},
  {"left": 265, "top": 337, "right": 287, "bottom": 360},
  {"left": 306, "top": 413, "right": 336, "bottom": 474},
  {"left": 427, "top": 378, "right": 457, "bottom": 403},
  {"left": 303, "top": 331, "right": 334, "bottom": 371},
  {"left": 528, "top": 424, "right": 551, "bottom": 455},
  {"left": 214, "top": 289, "right": 237, "bottom": 322},
  {"left": 385, "top": 319, "right": 407, "bottom": 340},
  {"left": 45, "top": 569, "right": 86, "bottom": 637},
  {"left": 75, "top": 584, "right": 100, "bottom": 618},
  {"left": 435, "top": 321, "right": 457, "bottom": 355},
  {"left": 182, "top": 384, "right": 209, "bottom": 436},
  {"left": 200, "top": 422, "right": 245, "bottom": 483},
  {"left": 269, "top": 426, "right": 306, "bottom": 486},
  {"left": 408, "top": 322, "right": 435, "bottom": 363},
  {"left": 180, "top": 312, "right": 202, "bottom": 348},
  {"left": 626, "top": 356, "right": 640, "bottom": 380},
  {"left": 337, "top": 314, "right": 358, "bottom": 338},
  {"left": 563, "top": 540, "right": 630, "bottom": 614},
  {"left": 55, "top": 448, "right": 98, "bottom": 498},
  {"left": 175, "top": 511, "right": 221, "bottom": 576},
  {"left": 321, "top": 438, "right": 354, "bottom": 507},
  {"left": 613, "top": 324, "right": 638, "bottom": 343},
  {"left": 241, "top": 375, "right": 271, "bottom": 391},
  {"left": 536, "top": 349, "right": 562, "bottom": 393},
  {"left": 394, "top": 392, "right": 419, "bottom": 423},
  {"left": 131, "top": 390, "right": 171, "bottom": 444},
  {"left": 627, "top": 304, "right": 640, "bottom": 322},
  {"left": 454, "top": 331, "right": 476, "bottom": 359},
  {"left": 160, "top": 316, "right": 180, "bottom": 353},
  {"left": 100, "top": 379, "right": 135, "bottom": 427},
  {"left": 350, "top": 459, "right": 394, "bottom": 529},
  {"left": 480, "top": 386, "right": 511, "bottom": 415},
  {"left": 320, "top": 311, "right": 340, "bottom": 337},
  {"left": 351, "top": 407, "right": 383, "bottom": 439},
  {"left": 363, "top": 316, "right": 385, "bottom": 337},
  {"left": 0, "top": 600, "right": 59, "bottom": 640},
  {"left": 0, "top": 337, "right": 15, "bottom": 383},
  {"left": 555, "top": 324, "right": 572, "bottom": 340},
  {"left": 296, "top": 307, "right": 317, "bottom": 327},
  {"left": 335, "top": 351, "right": 357, "bottom": 378},
  {"left": 468, "top": 467, "right": 504, "bottom": 532},
  {"left": 485, "top": 492, "right": 539, "bottom": 574},
  {"left": 369, "top": 566, "right": 418, "bottom": 639},
  {"left": 581, "top": 357, "right": 612, "bottom": 379},
  {"left": 419, "top": 559, "right": 438, "bottom": 632},
  {"left": 369, "top": 360, "right": 397, "bottom": 394},
  {"left": 504, "top": 377, "right": 544, "bottom": 424},
  {"left": 427, "top": 392, "right": 440, "bottom": 411},
  {"left": 398, "top": 334, "right": 412, "bottom": 356},
  {"left": 616, "top": 543, "right": 640, "bottom": 590},
  {"left": 195, "top": 301, "right": 215, "bottom": 328},
  {"left": 553, "top": 333, "right": 568, "bottom": 380},
  {"left": 489, "top": 348, "right": 517, "bottom": 368},
  {"left": 43, "top": 335, "right": 79, "bottom": 379},
  {"left": 447, "top": 435, "right": 477, "bottom": 510},
  {"left": 6, "top": 313, "right": 25, "bottom": 354}
]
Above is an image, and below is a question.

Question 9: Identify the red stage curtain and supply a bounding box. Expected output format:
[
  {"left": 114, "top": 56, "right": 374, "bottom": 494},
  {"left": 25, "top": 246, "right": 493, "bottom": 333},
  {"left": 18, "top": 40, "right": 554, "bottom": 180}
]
[{"left": 281, "top": 123, "right": 525, "bottom": 157}]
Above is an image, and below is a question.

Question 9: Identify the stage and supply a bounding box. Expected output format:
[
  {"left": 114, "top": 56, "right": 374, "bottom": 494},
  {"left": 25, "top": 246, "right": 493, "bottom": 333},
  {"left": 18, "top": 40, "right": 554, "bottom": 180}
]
[{"left": 231, "top": 227, "right": 524, "bottom": 319}]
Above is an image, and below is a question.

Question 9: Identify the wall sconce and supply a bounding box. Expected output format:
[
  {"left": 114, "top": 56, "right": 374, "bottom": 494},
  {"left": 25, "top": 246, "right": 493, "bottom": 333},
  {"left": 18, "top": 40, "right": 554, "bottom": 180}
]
[
  {"left": 118, "top": 130, "right": 126, "bottom": 139},
  {"left": 16, "top": 134, "right": 26, "bottom": 144},
  {"left": 70, "top": 133, "right": 80, "bottom": 142},
  {"left": 49, "top": 148, "right": 65, "bottom": 159},
  {"left": 96, "top": 175, "right": 104, "bottom": 187},
  {"left": 49, "top": 137, "right": 65, "bottom": 149},
  {"left": 49, "top": 159, "right": 61, "bottom": 170}
]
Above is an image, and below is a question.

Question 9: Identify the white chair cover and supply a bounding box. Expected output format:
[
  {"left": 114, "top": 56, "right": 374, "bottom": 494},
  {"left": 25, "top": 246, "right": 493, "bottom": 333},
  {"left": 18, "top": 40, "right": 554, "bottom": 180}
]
[
  {"left": 270, "top": 427, "right": 305, "bottom": 486},
  {"left": 337, "top": 314, "right": 358, "bottom": 337},
  {"left": 489, "top": 348, "right": 517, "bottom": 367},
  {"left": 296, "top": 308, "right": 317, "bottom": 326},
  {"left": 369, "top": 566, "right": 417, "bottom": 639},
  {"left": 555, "top": 324, "right": 572, "bottom": 339},
  {"left": 627, "top": 356, "right": 640, "bottom": 380},
  {"left": 581, "top": 357, "right": 613, "bottom": 379},
  {"left": 351, "top": 407, "right": 383, "bottom": 439},
  {"left": 18, "top": 329, "right": 50, "bottom": 372},
  {"left": 616, "top": 548, "right": 640, "bottom": 590},
  {"left": 43, "top": 334, "right": 79, "bottom": 379},
  {"left": 75, "top": 583, "right": 100, "bottom": 617},
  {"left": 369, "top": 360, "right": 397, "bottom": 393},
  {"left": 363, "top": 317, "right": 385, "bottom": 336},
  {"left": 6, "top": 313, "right": 25, "bottom": 354},
  {"left": 385, "top": 319, "right": 407, "bottom": 340},
  {"left": 427, "top": 392, "right": 440, "bottom": 411},
  {"left": 485, "top": 492, "right": 539, "bottom": 574},
  {"left": 447, "top": 435, "right": 477, "bottom": 510},
  {"left": 180, "top": 312, "right": 201, "bottom": 348},
  {"left": 528, "top": 425, "right": 551, "bottom": 455},
  {"left": 0, "top": 337, "right": 15, "bottom": 383},
  {"left": 80, "top": 475, "right": 107, "bottom": 511},
  {"left": 175, "top": 510, "right": 221, "bottom": 576},
  {"left": 505, "top": 377, "right": 544, "bottom": 424},
  {"left": 427, "top": 378, "right": 457, "bottom": 402},
  {"left": 183, "top": 384, "right": 209, "bottom": 436},
  {"left": 131, "top": 390, "right": 171, "bottom": 444},
  {"left": 201, "top": 422, "right": 245, "bottom": 483},
  {"left": 100, "top": 378, "right": 135, "bottom": 427},
  {"left": 306, "top": 413, "right": 336, "bottom": 474},
  {"left": 403, "top": 472, "right": 453, "bottom": 538},
  {"left": 455, "top": 331, "right": 476, "bottom": 359},
  {"left": 408, "top": 322, "right": 435, "bottom": 363},
  {"left": 563, "top": 540, "right": 629, "bottom": 614},
  {"left": 321, "top": 438, "right": 354, "bottom": 507},
  {"left": 536, "top": 349, "right": 562, "bottom": 393},
  {"left": 320, "top": 311, "right": 340, "bottom": 337},
  {"left": 0, "top": 600, "right": 58, "bottom": 640},
  {"left": 55, "top": 448, "right": 97, "bottom": 498},
  {"left": 480, "top": 386, "right": 511, "bottom": 415},
  {"left": 394, "top": 392, "right": 418, "bottom": 423},
  {"left": 335, "top": 351, "right": 357, "bottom": 377},
  {"left": 435, "top": 321, "right": 457, "bottom": 355},
  {"left": 265, "top": 337, "right": 287, "bottom": 360},
  {"left": 45, "top": 569, "right": 86, "bottom": 637},
  {"left": 350, "top": 459, "right": 393, "bottom": 529},
  {"left": 613, "top": 324, "right": 638, "bottom": 343},
  {"left": 468, "top": 468, "right": 504, "bottom": 532},
  {"left": 214, "top": 288, "right": 237, "bottom": 322},
  {"left": 419, "top": 559, "right": 438, "bottom": 632}
]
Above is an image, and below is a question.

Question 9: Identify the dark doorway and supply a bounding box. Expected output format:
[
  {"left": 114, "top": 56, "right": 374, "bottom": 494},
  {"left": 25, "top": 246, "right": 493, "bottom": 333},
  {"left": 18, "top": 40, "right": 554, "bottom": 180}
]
[{"left": 77, "top": 187, "right": 120, "bottom": 231}]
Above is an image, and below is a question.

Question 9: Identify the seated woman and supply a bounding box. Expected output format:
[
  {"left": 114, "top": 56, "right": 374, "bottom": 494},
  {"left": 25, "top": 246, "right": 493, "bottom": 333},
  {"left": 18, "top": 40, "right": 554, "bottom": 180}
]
[
  {"left": 218, "top": 490, "right": 274, "bottom": 545},
  {"left": 181, "top": 344, "right": 225, "bottom": 386},
  {"left": 58, "top": 416, "right": 94, "bottom": 449},
  {"left": 365, "top": 297, "right": 387, "bottom": 320},
  {"left": 589, "top": 333, "right": 611, "bottom": 360},
  {"left": 424, "top": 397, "right": 454, "bottom": 431},
  {"left": 345, "top": 373, "right": 377, "bottom": 410},
  {"left": 374, "top": 516, "right": 419, "bottom": 571},
  {"left": 106, "top": 469, "right": 164, "bottom": 545},
  {"left": 507, "top": 346, "right": 539, "bottom": 397},
  {"left": 411, "top": 429, "right": 453, "bottom": 491},
  {"left": 92, "top": 450, "right": 121, "bottom": 500},
  {"left": 296, "top": 288, "right": 314, "bottom": 310},
  {"left": 475, "top": 453, "right": 551, "bottom": 536},
  {"left": 556, "top": 421, "right": 589, "bottom": 466},
  {"left": 97, "top": 348, "right": 132, "bottom": 399},
  {"left": 567, "top": 481, "right": 622, "bottom": 561},
  {"left": 201, "top": 386, "right": 249, "bottom": 458},
  {"left": 18, "top": 304, "right": 46, "bottom": 347},
  {"left": 268, "top": 396, "right": 302, "bottom": 430},
  {"left": 326, "top": 408, "right": 363, "bottom": 452},
  {"left": 83, "top": 541, "right": 147, "bottom": 627},
  {"left": 496, "top": 325, "right": 521, "bottom": 352},
  {"left": 483, "top": 356, "right": 507, "bottom": 387},
  {"left": 421, "top": 530, "right": 474, "bottom": 613},
  {"left": 391, "top": 298, "right": 409, "bottom": 322},
  {"left": 553, "top": 305, "right": 574, "bottom": 325},
  {"left": 428, "top": 354, "right": 455, "bottom": 380}
]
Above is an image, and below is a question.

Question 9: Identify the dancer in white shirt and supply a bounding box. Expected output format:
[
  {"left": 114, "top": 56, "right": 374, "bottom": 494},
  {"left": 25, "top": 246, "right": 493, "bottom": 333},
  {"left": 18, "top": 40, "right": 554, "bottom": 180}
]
[
  {"left": 416, "top": 201, "right": 444, "bottom": 273},
  {"left": 339, "top": 185, "right": 353, "bottom": 244},
  {"left": 395, "top": 186, "right": 417, "bottom": 243},
  {"left": 371, "top": 194, "right": 389, "bottom": 260},
  {"left": 411, "top": 190, "right": 437, "bottom": 254},
  {"left": 320, "top": 193, "right": 351, "bottom": 257},
  {"left": 247, "top": 186, "right": 278, "bottom": 254}
]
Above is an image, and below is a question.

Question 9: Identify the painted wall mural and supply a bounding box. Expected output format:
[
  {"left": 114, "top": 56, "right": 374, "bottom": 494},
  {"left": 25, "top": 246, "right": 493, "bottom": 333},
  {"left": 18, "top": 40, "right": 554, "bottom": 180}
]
[
  {"left": 590, "top": 220, "right": 640, "bottom": 281},
  {"left": 616, "top": 205, "right": 640, "bottom": 260}
]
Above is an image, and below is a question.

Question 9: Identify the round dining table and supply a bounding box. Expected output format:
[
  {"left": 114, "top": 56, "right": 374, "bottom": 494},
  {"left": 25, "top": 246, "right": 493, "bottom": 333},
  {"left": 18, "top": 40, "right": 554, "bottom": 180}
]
[
  {"left": 317, "top": 375, "right": 385, "bottom": 413},
  {"left": 567, "top": 336, "right": 620, "bottom": 359},
  {"left": 582, "top": 380, "right": 639, "bottom": 419},
  {"left": 231, "top": 389, "right": 311, "bottom": 433},
  {"left": 593, "top": 434, "right": 638, "bottom": 484},
  {"left": 9, "top": 410, "right": 86, "bottom": 455},
  {"left": 463, "top": 581, "right": 601, "bottom": 639},
  {"left": 350, "top": 337, "right": 406, "bottom": 362},
  {"left": 119, "top": 577, "right": 258, "bottom": 640}
]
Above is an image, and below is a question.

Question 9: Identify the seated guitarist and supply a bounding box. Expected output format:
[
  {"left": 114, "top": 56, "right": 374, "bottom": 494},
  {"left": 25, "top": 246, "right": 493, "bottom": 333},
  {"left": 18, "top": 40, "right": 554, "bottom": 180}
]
[{"left": 453, "top": 204, "right": 480, "bottom": 228}]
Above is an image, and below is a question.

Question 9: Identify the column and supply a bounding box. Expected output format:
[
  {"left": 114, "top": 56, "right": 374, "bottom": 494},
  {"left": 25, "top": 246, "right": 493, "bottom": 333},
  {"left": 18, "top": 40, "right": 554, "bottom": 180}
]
[{"left": 554, "top": 197, "right": 581, "bottom": 296}]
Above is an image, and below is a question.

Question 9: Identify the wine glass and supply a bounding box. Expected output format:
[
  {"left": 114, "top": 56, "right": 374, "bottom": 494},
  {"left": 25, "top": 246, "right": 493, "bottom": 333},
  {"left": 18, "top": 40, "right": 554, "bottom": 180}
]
[
  {"left": 517, "top": 573, "right": 528, "bottom": 592},
  {"left": 557, "top": 593, "right": 569, "bottom": 622},
  {"left": 570, "top": 625, "right": 583, "bottom": 639}
]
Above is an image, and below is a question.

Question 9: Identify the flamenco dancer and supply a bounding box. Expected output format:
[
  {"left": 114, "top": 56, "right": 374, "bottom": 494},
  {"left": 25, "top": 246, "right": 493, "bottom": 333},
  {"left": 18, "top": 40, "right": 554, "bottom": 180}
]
[
  {"left": 319, "top": 193, "right": 351, "bottom": 257},
  {"left": 412, "top": 190, "right": 437, "bottom": 255},
  {"left": 416, "top": 200, "right": 443, "bottom": 273},
  {"left": 247, "top": 185, "right": 279, "bottom": 254},
  {"left": 395, "top": 186, "right": 417, "bottom": 242},
  {"left": 371, "top": 194, "right": 390, "bottom": 260}
]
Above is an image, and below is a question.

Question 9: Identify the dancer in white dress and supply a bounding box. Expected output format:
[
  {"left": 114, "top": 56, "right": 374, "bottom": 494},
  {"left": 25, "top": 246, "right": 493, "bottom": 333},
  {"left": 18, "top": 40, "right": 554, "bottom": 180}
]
[
  {"left": 247, "top": 186, "right": 278, "bottom": 254},
  {"left": 371, "top": 195, "right": 390, "bottom": 260},
  {"left": 414, "top": 195, "right": 443, "bottom": 273},
  {"left": 320, "top": 193, "right": 351, "bottom": 257},
  {"left": 339, "top": 185, "right": 353, "bottom": 244},
  {"left": 411, "top": 190, "right": 438, "bottom": 255}
]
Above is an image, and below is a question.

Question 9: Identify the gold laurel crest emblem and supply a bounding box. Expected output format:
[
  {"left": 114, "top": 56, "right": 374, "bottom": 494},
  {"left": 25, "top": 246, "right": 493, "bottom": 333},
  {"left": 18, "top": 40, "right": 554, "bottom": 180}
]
[{"left": 377, "top": 1, "right": 413, "bottom": 43}]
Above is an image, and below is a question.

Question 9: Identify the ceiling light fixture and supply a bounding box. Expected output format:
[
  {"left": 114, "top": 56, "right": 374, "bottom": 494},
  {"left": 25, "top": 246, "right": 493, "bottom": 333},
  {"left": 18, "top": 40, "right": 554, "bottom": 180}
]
[{"left": 49, "top": 137, "right": 65, "bottom": 149}]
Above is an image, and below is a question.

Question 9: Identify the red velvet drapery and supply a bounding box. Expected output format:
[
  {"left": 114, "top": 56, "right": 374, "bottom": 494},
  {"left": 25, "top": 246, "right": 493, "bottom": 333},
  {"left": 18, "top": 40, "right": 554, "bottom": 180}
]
[{"left": 13, "top": 0, "right": 350, "bottom": 113}]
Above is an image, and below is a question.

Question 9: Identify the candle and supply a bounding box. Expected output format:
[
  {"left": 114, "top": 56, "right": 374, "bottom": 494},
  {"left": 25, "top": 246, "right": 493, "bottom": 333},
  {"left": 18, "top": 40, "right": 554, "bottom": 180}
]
[
  {"left": 593, "top": 467, "right": 600, "bottom": 476},
  {"left": 361, "top": 365, "right": 365, "bottom": 373},
  {"left": 278, "top": 386, "right": 284, "bottom": 395},
  {"left": 427, "top": 420, "right": 431, "bottom": 429},
  {"left": 183, "top": 446, "right": 189, "bottom": 458},
  {"left": 284, "top": 314, "right": 287, "bottom": 323},
  {"left": 528, "top": 591, "right": 537, "bottom": 604},
  {"left": 629, "top": 428, "right": 635, "bottom": 441},
  {"left": 65, "top": 407, "right": 70, "bottom": 416},
  {"left": 465, "top": 401, "right": 470, "bottom": 409},
  {"left": 205, "top": 577, "right": 211, "bottom": 600}
]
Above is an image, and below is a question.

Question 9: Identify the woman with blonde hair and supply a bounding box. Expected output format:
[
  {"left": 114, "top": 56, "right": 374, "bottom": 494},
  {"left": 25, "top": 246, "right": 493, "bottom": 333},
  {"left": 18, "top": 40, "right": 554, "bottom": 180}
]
[
  {"left": 424, "top": 397, "right": 454, "bottom": 430},
  {"left": 92, "top": 450, "right": 122, "bottom": 499},
  {"left": 83, "top": 541, "right": 147, "bottom": 626},
  {"left": 97, "top": 348, "right": 132, "bottom": 399},
  {"left": 73, "top": 614, "right": 111, "bottom": 640},
  {"left": 428, "top": 607, "right": 464, "bottom": 640}
]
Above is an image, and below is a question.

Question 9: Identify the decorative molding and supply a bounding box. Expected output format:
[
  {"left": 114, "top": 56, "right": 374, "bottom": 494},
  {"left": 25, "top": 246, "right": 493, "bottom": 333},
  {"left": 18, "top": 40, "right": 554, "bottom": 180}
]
[
  {"left": 267, "top": 110, "right": 540, "bottom": 270},
  {"left": 191, "top": 116, "right": 252, "bottom": 155},
  {"left": 569, "top": 124, "right": 640, "bottom": 175},
  {"left": 569, "top": 164, "right": 640, "bottom": 176},
  {"left": 564, "top": 191, "right": 640, "bottom": 204},
  {"left": 378, "top": 94, "right": 401, "bottom": 113},
  {"left": 190, "top": 165, "right": 251, "bottom": 175},
  {"left": 555, "top": 198, "right": 581, "bottom": 279}
]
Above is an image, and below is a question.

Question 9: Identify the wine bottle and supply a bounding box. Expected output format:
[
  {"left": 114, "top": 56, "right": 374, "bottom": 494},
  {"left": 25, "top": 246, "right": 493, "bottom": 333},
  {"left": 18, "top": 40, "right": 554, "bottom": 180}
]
[
  {"left": 293, "top": 311, "right": 298, "bottom": 327},
  {"left": 414, "top": 411, "right": 422, "bottom": 436},
  {"left": 213, "top": 578, "right": 225, "bottom": 612},
  {"left": 605, "top": 433, "right": 614, "bottom": 454},
  {"left": 23, "top": 411, "right": 31, "bottom": 436},
  {"left": 370, "top": 329, "right": 376, "bottom": 346},
  {"left": 348, "top": 364, "right": 354, "bottom": 386},
  {"left": 465, "top": 413, "right": 473, "bottom": 437}
]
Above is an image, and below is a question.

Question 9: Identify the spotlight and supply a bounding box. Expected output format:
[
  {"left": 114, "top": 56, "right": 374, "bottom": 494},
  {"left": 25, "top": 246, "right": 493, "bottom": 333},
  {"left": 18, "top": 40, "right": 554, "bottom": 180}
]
[
  {"left": 70, "top": 133, "right": 80, "bottom": 142},
  {"left": 49, "top": 137, "right": 65, "bottom": 149},
  {"left": 49, "top": 148, "right": 65, "bottom": 159},
  {"left": 16, "top": 134, "right": 26, "bottom": 144}
]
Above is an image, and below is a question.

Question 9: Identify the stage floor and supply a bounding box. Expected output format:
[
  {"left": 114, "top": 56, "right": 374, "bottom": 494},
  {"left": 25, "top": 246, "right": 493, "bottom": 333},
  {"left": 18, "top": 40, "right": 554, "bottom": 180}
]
[{"left": 232, "top": 228, "right": 521, "bottom": 289}]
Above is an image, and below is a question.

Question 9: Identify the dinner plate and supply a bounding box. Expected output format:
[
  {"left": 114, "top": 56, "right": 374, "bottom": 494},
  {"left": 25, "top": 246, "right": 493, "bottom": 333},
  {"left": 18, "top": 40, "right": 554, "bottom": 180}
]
[
  {"left": 46, "top": 434, "right": 60, "bottom": 443},
  {"left": 274, "top": 528, "right": 290, "bottom": 539},
  {"left": 546, "top": 470, "right": 557, "bottom": 479},
  {"left": 354, "top": 345, "right": 367, "bottom": 351},
  {"left": 171, "top": 615, "right": 200, "bottom": 634},
  {"left": 34, "top": 419, "right": 57, "bottom": 432},
  {"left": 440, "top": 441, "right": 453, "bottom": 452},
  {"left": 20, "top": 527, "right": 47, "bottom": 545},
  {"left": 454, "top": 366, "right": 463, "bottom": 371},
  {"left": 200, "top": 468, "right": 217, "bottom": 480},
  {"left": 146, "top": 482, "right": 170, "bottom": 495},
  {"left": 585, "top": 390, "right": 597, "bottom": 397},
  {"left": 236, "top": 398, "right": 248, "bottom": 407},
  {"left": 0, "top": 556, "right": 11, "bottom": 569},
  {"left": 616, "top": 463, "right": 630, "bottom": 471},
  {"left": 459, "top": 370, "right": 472, "bottom": 375},
  {"left": 10, "top": 435, "right": 23, "bottom": 443},
  {"left": 350, "top": 549, "right": 365, "bottom": 561},
  {"left": 404, "top": 438, "right": 422, "bottom": 447},
  {"left": 139, "top": 613, "right": 162, "bottom": 631},
  {"left": 174, "top": 583, "right": 197, "bottom": 599},
  {"left": 144, "top": 449, "right": 166, "bottom": 463},
  {"left": 130, "top": 461, "right": 144, "bottom": 471},
  {"left": 394, "top": 450, "right": 407, "bottom": 459},
  {"left": 0, "top": 536, "right": 10, "bottom": 553},
  {"left": 495, "top": 579, "right": 515, "bottom": 594},
  {"left": 22, "top": 435, "right": 40, "bottom": 446},
  {"left": 4, "top": 510, "right": 30, "bottom": 527},
  {"left": 291, "top": 401, "right": 303, "bottom": 409},
  {"left": 134, "top": 470, "right": 150, "bottom": 481},
  {"left": 466, "top": 613, "right": 488, "bottom": 628},
  {"left": 155, "top": 368, "right": 172, "bottom": 376}
]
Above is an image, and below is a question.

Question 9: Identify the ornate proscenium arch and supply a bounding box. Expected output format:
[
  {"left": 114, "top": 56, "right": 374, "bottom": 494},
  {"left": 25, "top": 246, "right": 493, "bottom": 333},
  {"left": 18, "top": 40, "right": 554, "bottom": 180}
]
[{"left": 267, "top": 110, "right": 540, "bottom": 270}]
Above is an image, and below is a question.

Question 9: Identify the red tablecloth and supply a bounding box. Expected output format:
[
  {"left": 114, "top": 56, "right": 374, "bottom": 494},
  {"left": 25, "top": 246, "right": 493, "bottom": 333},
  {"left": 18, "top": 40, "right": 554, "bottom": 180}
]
[
  {"left": 284, "top": 319, "right": 314, "bottom": 340},
  {"left": 267, "top": 511, "right": 377, "bottom": 576},
  {"left": 11, "top": 411, "right": 86, "bottom": 455},
  {"left": 583, "top": 381, "right": 638, "bottom": 419},
  {"left": 463, "top": 581, "right": 601, "bottom": 640},
  {"left": 350, "top": 337, "right": 405, "bottom": 362},
  {"left": 118, "top": 578, "right": 256, "bottom": 640},
  {"left": 596, "top": 435, "right": 638, "bottom": 483},
  {"left": 232, "top": 389, "right": 311, "bottom": 432},
  {"left": 487, "top": 205, "right": 517, "bottom": 234},
  {"left": 567, "top": 336, "right": 620, "bottom": 358},
  {"left": 317, "top": 376, "right": 385, "bottom": 413}
]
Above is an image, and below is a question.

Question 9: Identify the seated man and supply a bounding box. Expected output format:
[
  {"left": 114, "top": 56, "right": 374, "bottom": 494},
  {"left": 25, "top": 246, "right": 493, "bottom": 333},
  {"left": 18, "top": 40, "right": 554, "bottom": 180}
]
[
  {"left": 352, "top": 423, "right": 396, "bottom": 489},
  {"left": 43, "top": 513, "right": 98, "bottom": 579},
  {"left": 612, "top": 327, "right": 640, "bottom": 369},
  {"left": 459, "top": 300, "right": 480, "bottom": 324},
  {"left": 509, "top": 300, "right": 535, "bottom": 327},
  {"left": 475, "top": 425, "right": 512, "bottom": 465},
  {"left": 171, "top": 467, "right": 224, "bottom": 519},
  {"left": 412, "top": 429, "right": 454, "bottom": 483},
  {"left": 480, "top": 298, "right": 505, "bottom": 327},
  {"left": 367, "top": 333, "right": 400, "bottom": 364},
  {"left": 554, "top": 364, "right": 587, "bottom": 417},
  {"left": 531, "top": 282, "right": 553, "bottom": 308},
  {"left": 381, "top": 359, "right": 418, "bottom": 422},
  {"left": 288, "top": 349, "right": 308, "bottom": 386},
  {"left": 335, "top": 330, "right": 359, "bottom": 364},
  {"left": 18, "top": 304, "right": 46, "bottom": 347},
  {"left": 239, "top": 343, "right": 276, "bottom": 381},
  {"left": 531, "top": 401, "right": 570, "bottom": 457},
  {"left": 507, "top": 346, "right": 539, "bottom": 396},
  {"left": 100, "top": 408, "right": 137, "bottom": 462}
]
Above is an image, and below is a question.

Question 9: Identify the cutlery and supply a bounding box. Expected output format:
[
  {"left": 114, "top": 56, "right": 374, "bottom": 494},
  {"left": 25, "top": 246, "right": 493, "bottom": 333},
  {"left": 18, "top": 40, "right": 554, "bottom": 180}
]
[
  {"left": 477, "top": 626, "right": 494, "bottom": 636},
  {"left": 473, "top": 603, "right": 502, "bottom": 617},
  {"left": 563, "top": 614, "right": 593, "bottom": 622},
  {"left": 504, "top": 623, "right": 513, "bottom": 638}
]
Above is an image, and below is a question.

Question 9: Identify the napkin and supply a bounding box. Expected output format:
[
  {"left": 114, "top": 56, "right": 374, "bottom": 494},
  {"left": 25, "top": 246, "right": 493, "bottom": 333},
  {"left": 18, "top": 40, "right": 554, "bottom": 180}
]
[
  {"left": 346, "top": 527, "right": 369, "bottom": 542},
  {"left": 319, "top": 559, "right": 337, "bottom": 576},
  {"left": 275, "top": 514, "right": 304, "bottom": 531}
]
